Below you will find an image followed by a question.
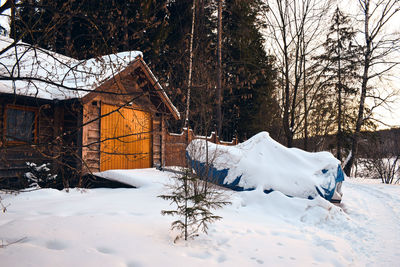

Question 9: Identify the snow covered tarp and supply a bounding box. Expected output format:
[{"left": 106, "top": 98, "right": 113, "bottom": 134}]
[{"left": 186, "top": 132, "right": 344, "bottom": 202}]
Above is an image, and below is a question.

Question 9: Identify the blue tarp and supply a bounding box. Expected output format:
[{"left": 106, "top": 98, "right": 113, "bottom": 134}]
[{"left": 186, "top": 151, "right": 345, "bottom": 201}]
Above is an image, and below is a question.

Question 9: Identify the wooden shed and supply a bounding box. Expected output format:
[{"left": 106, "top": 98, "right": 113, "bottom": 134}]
[{"left": 0, "top": 36, "right": 179, "bottom": 187}]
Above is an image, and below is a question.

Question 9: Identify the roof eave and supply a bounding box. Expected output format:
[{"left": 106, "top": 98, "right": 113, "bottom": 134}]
[{"left": 135, "top": 57, "right": 180, "bottom": 120}]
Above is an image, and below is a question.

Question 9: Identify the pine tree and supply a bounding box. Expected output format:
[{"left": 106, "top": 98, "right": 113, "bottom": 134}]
[
  {"left": 154, "top": 0, "right": 193, "bottom": 126},
  {"left": 157, "top": 0, "right": 217, "bottom": 133},
  {"left": 222, "top": 0, "right": 279, "bottom": 141},
  {"left": 11, "top": 0, "right": 169, "bottom": 59},
  {"left": 317, "top": 7, "right": 360, "bottom": 161}
]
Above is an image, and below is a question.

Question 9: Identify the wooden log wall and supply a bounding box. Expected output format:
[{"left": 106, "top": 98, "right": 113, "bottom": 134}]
[
  {"left": 0, "top": 96, "right": 72, "bottom": 188},
  {"left": 61, "top": 101, "right": 83, "bottom": 180}
]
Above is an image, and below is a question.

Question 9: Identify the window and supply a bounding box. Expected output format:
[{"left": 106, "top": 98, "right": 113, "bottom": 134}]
[{"left": 4, "top": 105, "right": 38, "bottom": 143}]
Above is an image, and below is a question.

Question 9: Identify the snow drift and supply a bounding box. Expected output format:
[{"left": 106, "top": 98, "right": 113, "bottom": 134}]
[{"left": 186, "top": 132, "right": 344, "bottom": 202}]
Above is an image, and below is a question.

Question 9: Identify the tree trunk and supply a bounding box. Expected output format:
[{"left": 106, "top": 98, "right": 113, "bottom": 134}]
[
  {"left": 302, "top": 31, "right": 308, "bottom": 151},
  {"left": 282, "top": 37, "right": 292, "bottom": 147},
  {"left": 66, "top": 19, "right": 72, "bottom": 57},
  {"left": 216, "top": 0, "right": 222, "bottom": 136},
  {"left": 336, "top": 13, "right": 342, "bottom": 162},
  {"left": 123, "top": 6, "right": 129, "bottom": 51},
  {"left": 10, "top": 0, "right": 15, "bottom": 40},
  {"left": 184, "top": 0, "right": 196, "bottom": 128},
  {"left": 344, "top": 2, "right": 371, "bottom": 176},
  {"left": 337, "top": 83, "right": 342, "bottom": 161},
  {"left": 344, "top": 61, "right": 369, "bottom": 175}
]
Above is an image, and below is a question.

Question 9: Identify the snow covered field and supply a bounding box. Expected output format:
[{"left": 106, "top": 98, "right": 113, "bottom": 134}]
[{"left": 1, "top": 168, "right": 400, "bottom": 266}]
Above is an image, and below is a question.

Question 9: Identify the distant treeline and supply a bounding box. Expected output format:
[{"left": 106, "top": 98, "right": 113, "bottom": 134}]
[{"left": 293, "top": 128, "right": 400, "bottom": 159}]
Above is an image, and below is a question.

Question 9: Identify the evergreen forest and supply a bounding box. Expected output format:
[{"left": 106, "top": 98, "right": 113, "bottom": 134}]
[{"left": 10, "top": 0, "right": 280, "bottom": 142}]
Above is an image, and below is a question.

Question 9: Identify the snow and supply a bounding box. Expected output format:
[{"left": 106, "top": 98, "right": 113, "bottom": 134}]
[
  {"left": 0, "top": 36, "right": 142, "bottom": 100},
  {"left": 94, "top": 168, "right": 167, "bottom": 188},
  {"left": 187, "top": 132, "right": 342, "bottom": 200},
  {"left": 1, "top": 168, "right": 400, "bottom": 266},
  {"left": 0, "top": 1, "right": 9, "bottom": 35}
]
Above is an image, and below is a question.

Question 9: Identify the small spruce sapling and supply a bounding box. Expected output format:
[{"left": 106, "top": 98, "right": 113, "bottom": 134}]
[{"left": 159, "top": 167, "right": 230, "bottom": 242}]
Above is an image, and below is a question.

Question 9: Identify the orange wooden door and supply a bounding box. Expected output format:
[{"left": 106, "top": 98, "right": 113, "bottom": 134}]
[{"left": 100, "top": 104, "right": 152, "bottom": 171}]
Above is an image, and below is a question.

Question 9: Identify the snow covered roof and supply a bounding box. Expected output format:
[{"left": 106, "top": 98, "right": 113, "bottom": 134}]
[{"left": 0, "top": 36, "right": 142, "bottom": 100}]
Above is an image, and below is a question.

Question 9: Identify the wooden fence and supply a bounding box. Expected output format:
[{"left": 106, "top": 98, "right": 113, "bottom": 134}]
[{"left": 164, "top": 128, "right": 238, "bottom": 167}]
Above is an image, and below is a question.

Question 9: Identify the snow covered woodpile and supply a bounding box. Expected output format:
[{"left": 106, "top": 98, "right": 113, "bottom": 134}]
[
  {"left": 187, "top": 132, "right": 345, "bottom": 202},
  {"left": 0, "top": 36, "right": 179, "bottom": 187}
]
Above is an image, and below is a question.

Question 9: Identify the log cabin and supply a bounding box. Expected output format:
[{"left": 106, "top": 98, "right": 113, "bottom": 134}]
[{"left": 0, "top": 36, "right": 180, "bottom": 188}]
